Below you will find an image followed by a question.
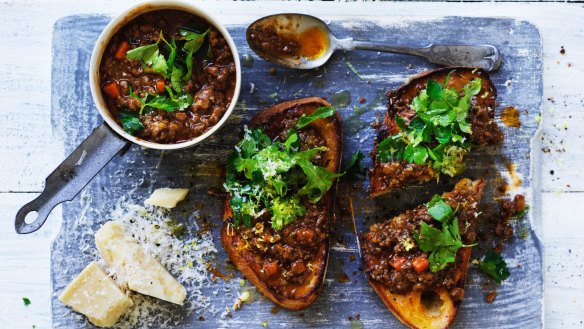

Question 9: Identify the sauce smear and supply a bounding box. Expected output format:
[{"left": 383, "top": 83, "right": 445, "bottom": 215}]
[{"left": 501, "top": 106, "right": 521, "bottom": 128}]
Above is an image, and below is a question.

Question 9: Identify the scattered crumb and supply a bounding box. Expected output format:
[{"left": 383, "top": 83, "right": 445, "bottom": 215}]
[
  {"left": 486, "top": 290, "right": 497, "bottom": 303},
  {"left": 407, "top": 63, "right": 413, "bottom": 69},
  {"left": 560, "top": 46, "right": 565, "bottom": 54},
  {"left": 268, "top": 67, "right": 277, "bottom": 75},
  {"left": 261, "top": 320, "right": 268, "bottom": 327},
  {"left": 358, "top": 97, "right": 366, "bottom": 104}
]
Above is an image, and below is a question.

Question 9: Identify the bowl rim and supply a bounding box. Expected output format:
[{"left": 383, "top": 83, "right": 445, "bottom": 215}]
[{"left": 89, "top": 0, "right": 242, "bottom": 150}]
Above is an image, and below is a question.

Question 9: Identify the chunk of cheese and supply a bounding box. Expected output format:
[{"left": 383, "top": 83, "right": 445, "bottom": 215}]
[
  {"left": 58, "top": 262, "right": 133, "bottom": 328},
  {"left": 95, "top": 221, "right": 187, "bottom": 305},
  {"left": 144, "top": 188, "right": 189, "bottom": 208}
]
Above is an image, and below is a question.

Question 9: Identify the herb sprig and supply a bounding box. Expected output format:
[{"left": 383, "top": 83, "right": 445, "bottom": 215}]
[
  {"left": 377, "top": 74, "right": 483, "bottom": 177},
  {"left": 118, "top": 29, "right": 209, "bottom": 135},
  {"left": 477, "top": 251, "right": 510, "bottom": 283},
  {"left": 413, "top": 195, "right": 474, "bottom": 272},
  {"left": 224, "top": 107, "right": 342, "bottom": 230}
]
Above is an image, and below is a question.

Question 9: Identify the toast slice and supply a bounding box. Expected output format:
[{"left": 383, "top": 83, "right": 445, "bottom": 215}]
[
  {"left": 221, "top": 97, "right": 342, "bottom": 310},
  {"left": 370, "top": 68, "right": 502, "bottom": 197},
  {"left": 361, "top": 178, "right": 485, "bottom": 329}
]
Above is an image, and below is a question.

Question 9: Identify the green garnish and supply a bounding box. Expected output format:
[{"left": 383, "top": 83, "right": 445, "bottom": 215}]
[
  {"left": 118, "top": 111, "right": 144, "bottom": 135},
  {"left": 377, "top": 73, "right": 483, "bottom": 177},
  {"left": 512, "top": 205, "right": 529, "bottom": 220},
  {"left": 343, "top": 151, "right": 366, "bottom": 176},
  {"left": 23, "top": 297, "right": 31, "bottom": 306},
  {"left": 126, "top": 38, "right": 168, "bottom": 77},
  {"left": 124, "top": 29, "right": 208, "bottom": 113},
  {"left": 129, "top": 87, "right": 193, "bottom": 115},
  {"left": 166, "top": 219, "right": 186, "bottom": 237},
  {"left": 295, "top": 106, "right": 336, "bottom": 129},
  {"left": 477, "top": 251, "right": 510, "bottom": 284},
  {"left": 414, "top": 195, "right": 473, "bottom": 272},
  {"left": 224, "top": 107, "right": 342, "bottom": 230}
]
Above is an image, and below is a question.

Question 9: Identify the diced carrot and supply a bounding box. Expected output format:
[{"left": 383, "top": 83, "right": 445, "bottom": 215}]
[
  {"left": 156, "top": 79, "right": 166, "bottom": 93},
  {"left": 262, "top": 261, "right": 278, "bottom": 278},
  {"left": 412, "top": 256, "right": 429, "bottom": 274},
  {"left": 390, "top": 256, "right": 407, "bottom": 271},
  {"left": 102, "top": 81, "right": 120, "bottom": 99},
  {"left": 115, "top": 41, "right": 130, "bottom": 60}
]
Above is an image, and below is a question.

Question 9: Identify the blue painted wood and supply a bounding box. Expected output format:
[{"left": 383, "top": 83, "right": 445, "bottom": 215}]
[{"left": 51, "top": 15, "right": 543, "bottom": 328}]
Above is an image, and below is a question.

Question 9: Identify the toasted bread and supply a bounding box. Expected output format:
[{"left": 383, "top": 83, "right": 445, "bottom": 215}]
[
  {"left": 361, "top": 178, "right": 485, "bottom": 329},
  {"left": 370, "top": 68, "right": 502, "bottom": 197},
  {"left": 221, "top": 97, "right": 342, "bottom": 310}
]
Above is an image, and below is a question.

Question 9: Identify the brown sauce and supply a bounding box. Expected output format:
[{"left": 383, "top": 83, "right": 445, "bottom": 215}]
[
  {"left": 500, "top": 106, "right": 521, "bottom": 128},
  {"left": 248, "top": 24, "right": 328, "bottom": 60}
]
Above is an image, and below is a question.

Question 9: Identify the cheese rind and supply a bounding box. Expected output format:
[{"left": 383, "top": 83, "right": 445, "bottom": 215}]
[
  {"left": 95, "top": 221, "right": 187, "bottom": 305},
  {"left": 58, "top": 262, "right": 133, "bottom": 327},
  {"left": 144, "top": 188, "right": 189, "bottom": 208}
]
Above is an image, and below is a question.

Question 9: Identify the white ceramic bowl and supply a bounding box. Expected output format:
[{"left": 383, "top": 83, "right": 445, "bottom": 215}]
[{"left": 89, "top": 0, "right": 241, "bottom": 150}]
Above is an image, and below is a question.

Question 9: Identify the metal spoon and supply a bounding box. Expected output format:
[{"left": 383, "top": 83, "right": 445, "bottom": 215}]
[{"left": 246, "top": 14, "right": 502, "bottom": 72}]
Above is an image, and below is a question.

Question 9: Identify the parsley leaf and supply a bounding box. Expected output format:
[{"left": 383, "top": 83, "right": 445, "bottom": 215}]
[
  {"left": 512, "top": 205, "right": 529, "bottom": 220},
  {"left": 295, "top": 106, "right": 336, "bottom": 129},
  {"left": 478, "top": 251, "right": 510, "bottom": 284},
  {"left": 426, "top": 195, "right": 455, "bottom": 223},
  {"left": 413, "top": 194, "right": 474, "bottom": 272},
  {"left": 126, "top": 32, "right": 168, "bottom": 77},
  {"left": 180, "top": 28, "right": 209, "bottom": 81},
  {"left": 414, "top": 218, "right": 464, "bottom": 272},
  {"left": 118, "top": 111, "right": 144, "bottom": 135},
  {"left": 22, "top": 297, "right": 31, "bottom": 306},
  {"left": 343, "top": 151, "right": 366, "bottom": 176},
  {"left": 377, "top": 73, "right": 481, "bottom": 177}
]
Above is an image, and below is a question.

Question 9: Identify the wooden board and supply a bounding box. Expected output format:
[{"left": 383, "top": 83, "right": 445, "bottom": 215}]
[{"left": 51, "top": 15, "right": 543, "bottom": 328}]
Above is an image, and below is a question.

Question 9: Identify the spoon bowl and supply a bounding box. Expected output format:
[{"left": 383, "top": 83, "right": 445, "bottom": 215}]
[{"left": 246, "top": 14, "right": 334, "bottom": 69}]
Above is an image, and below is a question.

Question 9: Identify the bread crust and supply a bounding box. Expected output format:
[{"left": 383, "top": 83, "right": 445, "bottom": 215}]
[{"left": 221, "top": 97, "right": 342, "bottom": 310}]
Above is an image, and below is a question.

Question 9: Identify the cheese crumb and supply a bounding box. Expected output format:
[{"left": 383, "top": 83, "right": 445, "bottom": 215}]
[{"left": 145, "top": 188, "right": 189, "bottom": 208}]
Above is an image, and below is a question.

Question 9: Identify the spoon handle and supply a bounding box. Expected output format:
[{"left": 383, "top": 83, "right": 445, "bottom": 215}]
[{"left": 351, "top": 40, "right": 501, "bottom": 72}]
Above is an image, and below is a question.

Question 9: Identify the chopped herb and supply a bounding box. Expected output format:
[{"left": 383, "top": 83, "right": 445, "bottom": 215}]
[
  {"left": 22, "top": 297, "right": 31, "bottom": 306},
  {"left": 343, "top": 151, "right": 366, "bottom": 176},
  {"left": 478, "top": 251, "right": 510, "bottom": 284},
  {"left": 414, "top": 195, "right": 473, "bottom": 272},
  {"left": 267, "top": 92, "right": 278, "bottom": 99},
  {"left": 126, "top": 38, "right": 168, "bottom": 77},
  {"left": 512, "top": 205, "right": 529, "bottom": 220},
  {"left": 426, "top": 195, "right": 455, "bottom": 223},
  {"left": 376, "top": 73, "right": 482, "bottom": 177},
  {"left": 224, "top": 109, "right": 342, "bottom": 230},
  {"left": 261, "top": 320, "right": 268, "bottom": 327},
  {"left": 118, "top": 111, "right": 144, "bottom": 135},
  {"left": 295, "top": 106, "right": 336, "bottom": 129},
  {"left": 130, "top": 87, "right": 193, "bottom": 115},
  {"left": 346, "top": 61, "right": 363, "bottom": 80},
  {"left": 166, "top": 219, "right": 186, "bottom": 237}
]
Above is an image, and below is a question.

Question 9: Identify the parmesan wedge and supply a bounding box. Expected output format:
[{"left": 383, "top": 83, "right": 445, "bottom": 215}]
[
  {"left": 145, "top": 188, "right": 189, "bottom": 208},
  {"left": 58, "top": 262, "right": 133, "bottom": 328},
  {"left": 95, "top": 221, "right": 187, "bottom": 305}
]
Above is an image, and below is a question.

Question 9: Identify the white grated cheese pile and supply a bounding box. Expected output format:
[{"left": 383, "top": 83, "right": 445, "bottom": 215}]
[{"left": 96, "top": 203, "right": 218, "bottom": 328}]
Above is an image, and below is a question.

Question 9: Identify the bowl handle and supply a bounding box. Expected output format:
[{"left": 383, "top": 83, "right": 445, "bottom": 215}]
[{"left": 15, "top": 123, "right": 130, "bottom": 234}]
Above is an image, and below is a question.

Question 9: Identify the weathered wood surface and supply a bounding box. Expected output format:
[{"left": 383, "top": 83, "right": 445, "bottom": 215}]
[
  {"left": 1, "top": 1, "right": 583, "bottom": 329},
  {"left": 49, "top": 14, "right": 543, "bottom": 328}
]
